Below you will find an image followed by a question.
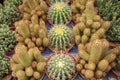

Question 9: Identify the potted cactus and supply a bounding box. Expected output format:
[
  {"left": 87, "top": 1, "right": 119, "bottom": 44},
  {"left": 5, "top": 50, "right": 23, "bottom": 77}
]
[
  {"left": 48, "top": 24, "right": 74, "bottom": 52},
  {"left": 10, "top": 44, "right": 46, "bottom": 80},
  {"left": 48, "top": 2, "right": 72, "bottom": 25},
  {"left": 0, "top": 51, "right": 11, "bottom": 80},
  {"left": 112, "top": 55, "right": 120, "bottom": 76},
  {"left": 46, "top": 52, "right": 77, "bottom": 80}
]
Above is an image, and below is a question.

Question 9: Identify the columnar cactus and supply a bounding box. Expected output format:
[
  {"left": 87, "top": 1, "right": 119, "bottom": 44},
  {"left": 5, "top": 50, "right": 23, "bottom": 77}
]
[
  {"left": 47, "top": 53, "right": 76, "bottom": 80},
  {"left": 0, "top": 52, "right": 11, "bottom": 78},
  {"left": 49, "top": 25, "right": 73, "bottom": 51},
  {"left": 0, "top": 24, "right": 16, "bottom": 54},
  {"left": 48, "top": 2, "right": 71, "bottom": 24},
  {"left": 48, "top": 0, "right": 67, "bottom": 5}
]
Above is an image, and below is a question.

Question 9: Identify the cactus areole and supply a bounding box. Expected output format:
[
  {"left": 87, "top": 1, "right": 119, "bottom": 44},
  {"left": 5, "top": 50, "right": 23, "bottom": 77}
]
[
  {"left": 48, "top": 25, "right": 73, "bottom": 51},
  {"left": 46, "top": 53, "right": 76, "bottom": 80},
  {"left": 48, "top": 2, "right": 72, "bottom": 25}
]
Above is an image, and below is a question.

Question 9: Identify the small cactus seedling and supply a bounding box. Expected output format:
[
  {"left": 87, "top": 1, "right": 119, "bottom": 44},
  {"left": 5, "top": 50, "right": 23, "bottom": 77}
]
[
  {"left": 48, "top": 2, "right": 72, "bottom": 25},
  {"left": 49, "top": 24, "right": 73, "bottom": 51},
  {"left": 47, "top": 53, "right": 76, "bottom": 80}
]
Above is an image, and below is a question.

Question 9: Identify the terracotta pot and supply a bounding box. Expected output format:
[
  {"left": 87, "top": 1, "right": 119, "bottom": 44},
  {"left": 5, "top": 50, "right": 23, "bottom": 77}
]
[
  {"left": 112, "top": 70, "right": 120, "bottom": 77},
  {"left": 48, "top": 42, "right": 74, "bottom": 53},
  {"left": 46, "top": 53, "right": 77, "bottom": 80}
]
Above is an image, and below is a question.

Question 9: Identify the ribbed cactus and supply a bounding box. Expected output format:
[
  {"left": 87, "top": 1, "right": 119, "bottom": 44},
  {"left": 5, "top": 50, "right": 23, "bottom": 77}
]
[
  {"left": 0, "top": 52, "right": 11, "bottom": 78},
  {"left": 47, "top": 53, "right": 76, "bottom": 80},
  {"left": 48, "top": 0, "right": 67, "bottom": 5},
  {"left": 0, "top": 24, "right": 16, "bottom": 54},
  {"left": 49, "top": 25, "right": 73, "bottom": 51},
  {"left": 48, "top": 2, "right": 71, "bottom": 24}
]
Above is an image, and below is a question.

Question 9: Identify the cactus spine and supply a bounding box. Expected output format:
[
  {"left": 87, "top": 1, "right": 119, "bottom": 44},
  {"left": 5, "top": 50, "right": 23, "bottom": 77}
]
[
  {"left": 49, "top": 25, "right": 73, "bottom": 51},
  {"left": 48, "top": 0, "right": 67, "bottom": 5},
  {"left": 48, "top": 2, "right": 71, "bottom": 24}
]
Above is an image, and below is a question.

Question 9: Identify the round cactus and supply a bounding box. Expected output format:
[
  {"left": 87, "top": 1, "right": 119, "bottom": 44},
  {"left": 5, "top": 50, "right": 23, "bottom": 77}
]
[
  {"left": 48, "top": 0, "right": 67, "bottom": 5},
  {"left": 49, "top": 25, "right": 73, "bottom": 51},
  {"left": 0, "top": 51, "right": 11, "bottom": 78},
  {"left": 47, "top": 53, "right": 76, "bottom": 80},
  {"left": 48, "top": 2, "right": 72, "bottom": 25},
  {"left": 0, "top": 24, "right": 16, "bottom": 54}
]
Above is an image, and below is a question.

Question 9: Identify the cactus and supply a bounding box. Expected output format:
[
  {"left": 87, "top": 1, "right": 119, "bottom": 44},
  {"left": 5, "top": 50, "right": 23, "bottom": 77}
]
[
  {"left": 49, "top": 24, "right": 73, "bottom": 51},
  {"left": 11, "top": 45, "right": 46, "bottom": 79},
  {"left": 114, "top": 55, "right": 120, "bottom": 71},
  {"left": 0, "top": 24, "right": 16, "bottom": 54},
  {"left": 47, "top": 53, "right": 76, "bottom": 80},
  {"left": 0, "top": 52, "right": 11, "bottom": 78},
  {"left": 48, "top": 2, "right": 71, "bottom": 24},
  {"left": 4, "top": 0, "right": 22, "bottom": 7},
  {"left": 0, "top": 5, "right": 21, "bottom": 26},
  {"left": 48, "top": 0, "right": 67, "bottom": 5}
]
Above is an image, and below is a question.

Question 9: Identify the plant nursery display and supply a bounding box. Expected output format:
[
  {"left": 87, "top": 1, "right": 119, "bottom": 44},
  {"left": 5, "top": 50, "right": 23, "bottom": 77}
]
[
  {"left": 97, "top": 0, "right": 120, "bottom": 21},
  {"left": 46, "top": 53, "right": 76, "bottom": 80},
  {"left": 10, "top": 44, "right": 46, "bottom": 80},
  {"left": 0, "top": 51, "right": 11, "bottom": 78},
  {"left": 49, "top": 24, "right": 73, "bottom": 51},
  {"left": 0, "top": 0, "right": 120, "bottom": 80},
  {"left": 48, "top": 2, "right": 71, "bottom": 24},
  {"left": 0, "top": 24, "right": 16, "bottom": 54},
  {"left": 106, "top": 18, "right": 120, "bottom": 43},
  {"left": 73, "top": 0, "right": 111, "bottom": 45},
  {"left": 76, "top": 39, "right": 120, "bottom": 79},
  {"left": 18, "top": 0, "right": 48, "bottom": 21},
  {"left": 15, "top": 15, "right": 49, "bottom": 51}
]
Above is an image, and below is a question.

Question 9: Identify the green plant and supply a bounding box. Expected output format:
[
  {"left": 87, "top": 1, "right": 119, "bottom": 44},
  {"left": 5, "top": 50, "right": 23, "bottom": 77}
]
[
  {"left": 106, "top": 18, "right": 120, "bottom": 43},
  {"left": 0, "top": 24, "right": 16, "bottom": 54},
  {"left": 49, "top": 24, "right": 73, "bottom": 51},
  {"left": 48, "top": 0, "right": 67, "bottom": 5},
  {"left": 48, "top": 2, "right": 71, "bottom": 24},
  {"left": 97, "top": 0, "right": 120, "bottom": 20},
  {"left": 0, "top": 51, "right": 11, "bottom": 78},
  {"left": 0, "top": 5, "right": 21, "bottom": 26},
  {"left": 4, "top": 0, "right": 22, "bottom": 7},
  {"left": 47, "top": 53, "right": 76, "bottom": 80},
  {"left": 114, "top": 55, "right": 120, "bottom": 71}
]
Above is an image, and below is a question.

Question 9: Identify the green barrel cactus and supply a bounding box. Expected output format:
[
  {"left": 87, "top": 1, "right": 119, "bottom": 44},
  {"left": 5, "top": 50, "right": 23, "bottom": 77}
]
[
  {"left": 0, "top": 24, "right": 16, "bottom": 54},
  {"left": 114, "top": 55, "right": 120, "bottom": 71},
  {"left": 49, "top": 25, "right": 73, "bottom": 51},
  {"left": 48, "top": 2, "right": 71, "bottom": 24},
  {"left": 47, "top": 53, "right": 76, "bottom": 80},
  {"left": 48, "top": 0, "right": 67, "bottom": 5},
  {"left": 0, "top": 51, "right": 11, "bottom": 78}
]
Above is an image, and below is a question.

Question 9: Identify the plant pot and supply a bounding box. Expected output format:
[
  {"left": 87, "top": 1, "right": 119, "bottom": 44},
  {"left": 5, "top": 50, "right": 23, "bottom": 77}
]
[
  {"left": 112, "top": 70, "right": 120, "bottom": 77},
  {"left": 48, "top": 42, "right": 74, "bottom": 53},
  {"left": 46, "top": 53, "right": 77, "bottom": 80}
]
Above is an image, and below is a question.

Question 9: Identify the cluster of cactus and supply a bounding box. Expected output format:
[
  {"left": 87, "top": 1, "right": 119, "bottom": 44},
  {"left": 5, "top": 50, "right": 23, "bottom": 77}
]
[
  {"left": 10, "top": 44, "right": 46, "bottom": 80},
  {"left": 18, "top": 0, "right": 48, "bottom": 21},
  {"left": 48, "top": 2, "right": 71, "bottom": 24},
  {"left": 48, "top": 0, "right": 68, "bottom": 5},
  {"left": 114, "top": 55, "right": 120, "bottom": 71},
  {"left": 76, "top": 39, "right": 120, "bottom": 79},
  {"left": 0, "top": 24, "right": 16, "bottom": 54},
  {"left": 47, "top": 53, "right": 76, "bottom": 80},
  {"left": 0, "top": 51, "right": 11, "bottom": 78},
  {"left": 4, "top": 0, "right": 22, "bottom": 7},
  {"left": 49, "top": 25, "right": 73, "bottom": 51},
  {"left": 15, "top": 14, "right": 49, "bottom": 51},
  {"left": 0, "top": 4, "right": 21, "bottom": 26},
  {"left": 73, "top": 0, "right": 111, "bottom": 45}
]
